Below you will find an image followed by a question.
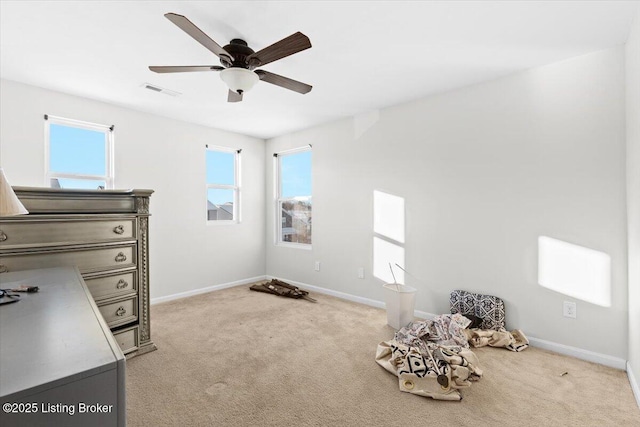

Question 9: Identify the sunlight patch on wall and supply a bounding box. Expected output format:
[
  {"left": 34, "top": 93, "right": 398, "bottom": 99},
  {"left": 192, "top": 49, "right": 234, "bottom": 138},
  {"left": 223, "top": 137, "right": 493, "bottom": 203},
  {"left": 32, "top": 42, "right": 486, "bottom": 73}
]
[
  {"left": 373, "top": 190, "right": 405, "bottom": 284},
  {"left": 373, "top": 190, "right": 405, "bottom": 243},
  {"left": 373, "top": 237, "right": 405, "bottom": 284},
  {"left": 538, "top": 236, "right": 611, "bottom": 307}
]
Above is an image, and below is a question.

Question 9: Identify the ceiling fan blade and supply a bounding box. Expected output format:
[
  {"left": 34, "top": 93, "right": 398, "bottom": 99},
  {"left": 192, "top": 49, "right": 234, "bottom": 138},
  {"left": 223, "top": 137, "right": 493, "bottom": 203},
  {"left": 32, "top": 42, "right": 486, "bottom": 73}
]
[
  {"left": 149, "top": 65, "right": 224, "bottom": 73},
  {"left": 255, "top": 70, "right": 312, "bottom": 94},
  {"left": 247, "top": 32, "right": 311, "bottom": 67},
  {"left": 164, "top": 13, "right": 234, "bottom": 61},
  {"left": 227, "top": 90, "right": 243, "bottom": 103}
]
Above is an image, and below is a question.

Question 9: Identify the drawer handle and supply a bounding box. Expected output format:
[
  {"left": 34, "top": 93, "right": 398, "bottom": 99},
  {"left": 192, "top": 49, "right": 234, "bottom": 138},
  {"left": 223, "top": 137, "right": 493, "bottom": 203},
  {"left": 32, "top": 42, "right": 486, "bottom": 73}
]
[
  {"left": 0, "top": 265, "right": 8, "bottom": 273},
  {"left": 116, "top": 306, "right": 127, "bottom": 317},
  {"left": 0, "top": 230, "right": 7, "bottom": 242},
  {"left": 113, "top": 225, "right": 125, "bottom": 235},
  {"left": 116, "top": 279, "right": 129, "bottom": 289},
  {"left": 115, "top": 252, "right": 127, "bottom": 262}
]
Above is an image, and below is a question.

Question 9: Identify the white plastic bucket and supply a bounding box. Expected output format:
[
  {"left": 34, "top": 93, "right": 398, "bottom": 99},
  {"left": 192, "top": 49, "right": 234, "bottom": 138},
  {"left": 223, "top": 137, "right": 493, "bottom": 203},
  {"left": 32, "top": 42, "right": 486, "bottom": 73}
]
[{"left": 383, "top": 283, "right": 417, "bottom": 330}]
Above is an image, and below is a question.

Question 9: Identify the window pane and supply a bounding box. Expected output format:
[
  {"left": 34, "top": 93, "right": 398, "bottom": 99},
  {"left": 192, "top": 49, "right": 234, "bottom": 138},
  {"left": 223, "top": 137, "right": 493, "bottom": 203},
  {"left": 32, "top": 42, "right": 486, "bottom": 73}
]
[
  {"left": 207, "top": 188, "right": 235, "bottom": 221},
  {"left": 281, "top": 199, "right": 312, "bottom": 244},
  {"left": 206, "top": 150, "right": 235, "bottom": 185},
  {"left": 281, "top": 151, "right": 311, "bottom": 198},
  {"left": 50, "top": 124, "right": 106, "bottom": 176},
  {"left": 52, "top": 178, "right": 106, "bottom": 190}
]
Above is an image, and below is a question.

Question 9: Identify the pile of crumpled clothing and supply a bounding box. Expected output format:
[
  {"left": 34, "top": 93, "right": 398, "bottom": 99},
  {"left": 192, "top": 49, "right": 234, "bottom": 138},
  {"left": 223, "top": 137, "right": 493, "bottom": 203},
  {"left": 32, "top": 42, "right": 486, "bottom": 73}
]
[{"left": 376, "top": 313, "right": 529, "bottom": 401}]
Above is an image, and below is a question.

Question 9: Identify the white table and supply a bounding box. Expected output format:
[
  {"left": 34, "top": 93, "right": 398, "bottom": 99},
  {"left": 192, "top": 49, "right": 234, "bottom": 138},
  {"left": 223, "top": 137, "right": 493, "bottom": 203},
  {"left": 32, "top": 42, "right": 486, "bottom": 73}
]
[{"left": 0, "top": 267, "right": 126, "bottom": 426}]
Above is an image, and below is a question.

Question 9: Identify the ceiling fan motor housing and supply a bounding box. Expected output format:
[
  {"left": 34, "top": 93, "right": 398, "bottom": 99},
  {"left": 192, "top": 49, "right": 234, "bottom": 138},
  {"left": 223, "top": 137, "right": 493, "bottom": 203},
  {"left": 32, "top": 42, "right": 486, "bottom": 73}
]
[{"left": 221, "top": 39, "right": 257, "bottom": 69}]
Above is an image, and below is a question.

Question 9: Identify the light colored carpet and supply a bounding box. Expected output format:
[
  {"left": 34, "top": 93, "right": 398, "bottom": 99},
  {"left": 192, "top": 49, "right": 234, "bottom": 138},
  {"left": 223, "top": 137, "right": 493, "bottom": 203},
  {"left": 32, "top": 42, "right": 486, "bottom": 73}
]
[{"left": 127, "top": 283, "right": 639, "bottom": 426}]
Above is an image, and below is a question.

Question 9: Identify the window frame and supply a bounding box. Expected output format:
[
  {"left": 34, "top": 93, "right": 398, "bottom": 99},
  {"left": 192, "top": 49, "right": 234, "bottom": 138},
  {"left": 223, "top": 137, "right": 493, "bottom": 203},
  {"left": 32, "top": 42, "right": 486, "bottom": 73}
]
[
  {"left": 274, "top": 146, "right": 312, "bottom": 249},
  {"left": 206, "top": 145, "right": 241, "bottom": 225},
  {"left": 44, "top": 115, "right": 114, "bottom": 189}
]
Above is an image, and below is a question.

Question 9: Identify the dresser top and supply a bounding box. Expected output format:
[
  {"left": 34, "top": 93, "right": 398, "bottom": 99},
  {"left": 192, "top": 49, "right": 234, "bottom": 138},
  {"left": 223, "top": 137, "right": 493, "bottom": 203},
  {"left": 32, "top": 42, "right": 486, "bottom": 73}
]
[
  {"left": 10, "top": 186, "right": 154, "bottom": 214},
  {"left": 12, "top": 186, "right": 153, "bottom": 197},
  {"left": 0, "top": 267, "right": 124, "bottom": 399}
]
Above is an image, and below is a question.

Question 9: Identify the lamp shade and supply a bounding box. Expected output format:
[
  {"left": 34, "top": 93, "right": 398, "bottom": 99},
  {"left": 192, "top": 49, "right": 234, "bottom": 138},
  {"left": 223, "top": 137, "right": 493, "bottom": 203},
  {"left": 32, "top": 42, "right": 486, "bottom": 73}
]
[
  {"left": 220, "top": 68, "right": 259, "bottom": 94},
  {"left": 0, "top": 168, "right": 28, "bottom": 216}
]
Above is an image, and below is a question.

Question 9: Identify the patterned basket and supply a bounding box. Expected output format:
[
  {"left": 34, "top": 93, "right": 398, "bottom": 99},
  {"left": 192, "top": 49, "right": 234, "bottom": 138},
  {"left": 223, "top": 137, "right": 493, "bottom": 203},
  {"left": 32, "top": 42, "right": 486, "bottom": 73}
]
[{"left": 449, "top": 290, "right": 506, "bottom": 331}]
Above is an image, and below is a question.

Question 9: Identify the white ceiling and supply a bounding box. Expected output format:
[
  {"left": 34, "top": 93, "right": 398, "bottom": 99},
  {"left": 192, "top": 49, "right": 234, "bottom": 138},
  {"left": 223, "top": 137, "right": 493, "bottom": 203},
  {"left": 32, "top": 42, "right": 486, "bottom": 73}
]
[{"left": 1, "top": 1, "right": 638, "bottom": 139}]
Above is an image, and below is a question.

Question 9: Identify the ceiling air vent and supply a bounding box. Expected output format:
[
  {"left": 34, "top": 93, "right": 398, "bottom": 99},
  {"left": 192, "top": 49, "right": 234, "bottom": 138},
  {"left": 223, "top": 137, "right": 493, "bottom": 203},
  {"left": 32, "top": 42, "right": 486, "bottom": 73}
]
[{"left": 141, "top": 83, "right": 181, "bottom": 97}]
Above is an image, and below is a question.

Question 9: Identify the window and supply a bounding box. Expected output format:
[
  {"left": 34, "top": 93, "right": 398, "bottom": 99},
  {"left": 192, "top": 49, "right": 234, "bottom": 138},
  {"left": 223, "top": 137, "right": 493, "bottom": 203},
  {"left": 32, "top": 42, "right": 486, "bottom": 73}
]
[
  {"left": 45, "top": 115, "right": 114, "bottom": 189},
  {"left": 276, "top": 147, "right": 312, "bottom": 245},
  {"left": 206, "top": 146, "right": 240, "bottom": 222}
]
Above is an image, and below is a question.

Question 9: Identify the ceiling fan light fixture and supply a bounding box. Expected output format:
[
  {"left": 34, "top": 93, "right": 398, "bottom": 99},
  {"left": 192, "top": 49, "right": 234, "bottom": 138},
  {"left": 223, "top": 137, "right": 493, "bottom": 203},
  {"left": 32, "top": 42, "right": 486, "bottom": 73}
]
[{"left": 220, "top": 68, "right": 259, "bottom": 94}]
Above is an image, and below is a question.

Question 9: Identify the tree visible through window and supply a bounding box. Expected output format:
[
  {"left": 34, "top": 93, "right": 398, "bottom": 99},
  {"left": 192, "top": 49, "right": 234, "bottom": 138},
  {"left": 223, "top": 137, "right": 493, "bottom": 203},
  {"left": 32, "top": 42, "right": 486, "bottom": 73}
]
[
  {"left": 45, "top": 116, "right": 114, "bottom": 189},
  {"left": 276, "top": 148, "right": 312, "bottom": 245},
  {"left": 206, "top": 146, "right": 240, "bottom": 222}
]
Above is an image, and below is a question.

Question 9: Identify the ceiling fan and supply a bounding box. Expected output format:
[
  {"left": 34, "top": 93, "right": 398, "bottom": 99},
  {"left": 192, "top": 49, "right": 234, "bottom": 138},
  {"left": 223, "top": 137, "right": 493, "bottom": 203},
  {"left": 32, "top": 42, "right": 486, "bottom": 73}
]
[{"left": 149, "top": 13, "right": 312, "bottom": 102}]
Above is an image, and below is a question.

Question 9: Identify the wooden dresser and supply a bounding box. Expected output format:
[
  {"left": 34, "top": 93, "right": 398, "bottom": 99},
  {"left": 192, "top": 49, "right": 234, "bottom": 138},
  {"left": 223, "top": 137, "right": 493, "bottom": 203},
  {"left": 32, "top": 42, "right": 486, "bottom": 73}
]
[{"left": 0, "top": 187, "right": 156, "bottom": 358}]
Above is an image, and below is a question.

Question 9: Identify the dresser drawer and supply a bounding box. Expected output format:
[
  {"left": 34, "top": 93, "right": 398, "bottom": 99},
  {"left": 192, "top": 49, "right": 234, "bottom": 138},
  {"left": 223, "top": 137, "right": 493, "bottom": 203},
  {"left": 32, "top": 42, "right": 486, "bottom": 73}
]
[
  {"left": 0, "top": 245, "right": 136, "bottom": 275},
  {"left": 99, "top": 295, "right": 138, "bottom": 328},
  {"left": 113, "top": 326, "right": 139, "bottom": 355},
  {"left": 85, "top": 271, "right": 137, "bottom": 302},
  {"left": 0, "top": 218, "right": 135, "bottom": 249}
]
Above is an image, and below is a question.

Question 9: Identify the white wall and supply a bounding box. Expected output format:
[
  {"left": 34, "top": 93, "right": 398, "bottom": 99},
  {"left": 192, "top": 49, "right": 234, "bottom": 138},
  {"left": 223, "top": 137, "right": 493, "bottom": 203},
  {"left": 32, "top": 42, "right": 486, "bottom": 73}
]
[
  {"left": 0, "top": 79, "right": 266, "bottom": 300},
  {"left": 626, "top": 5, "right": 640, "bottom": 397},
  {"left": 266, "top": 47, "right": 628, "bottom": 359},
  {"left": 0, "top": 43, "right": 631, "bottom": 363}
]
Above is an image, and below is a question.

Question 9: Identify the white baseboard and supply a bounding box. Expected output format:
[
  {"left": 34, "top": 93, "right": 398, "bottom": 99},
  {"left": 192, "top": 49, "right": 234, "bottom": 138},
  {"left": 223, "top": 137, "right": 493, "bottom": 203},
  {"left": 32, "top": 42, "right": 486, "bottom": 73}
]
[
  {"left": 160, "top": 274, "right": 629, "bottom": 372},
  {"left": 268, "top": 275, "right": 384, "bottom": 307},
  {"left": 150, "top": 275, "right": 267, "bottom": 305},
  {"left": 269, "top": 276, "right": 628, "bottom": 370},
  {"left": 267, "top": 275, "right": 437, "bottom": 321},
  {"left": 527, "top": 336, "right": 627, "bottom": 370},
  {"left": 415, "top": 309, "right": 437, "bottom": 320},
  {"left": 628, "top": 362, "right": 640, "bottom": 408}
]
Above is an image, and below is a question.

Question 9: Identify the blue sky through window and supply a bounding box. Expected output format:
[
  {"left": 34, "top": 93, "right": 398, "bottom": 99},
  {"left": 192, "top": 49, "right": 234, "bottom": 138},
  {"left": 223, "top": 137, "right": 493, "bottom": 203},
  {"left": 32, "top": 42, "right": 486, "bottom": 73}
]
[
  {"left": 50, "top": 124, "right": 106, "bottom": 176},
  {"left": 206, "top": 150, "right": 236, "bottom": 205},
  {"left": 281, "top": 151, "right": 311, "bottom": 198},
  {"left": 206, "top": 150, "right": 235, "bottom": 186}
]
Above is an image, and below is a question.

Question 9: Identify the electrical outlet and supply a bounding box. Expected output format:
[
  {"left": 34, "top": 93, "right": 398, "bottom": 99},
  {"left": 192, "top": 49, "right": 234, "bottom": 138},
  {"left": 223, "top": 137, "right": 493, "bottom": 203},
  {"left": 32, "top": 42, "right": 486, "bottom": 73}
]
[
  {"left": 357, "top": 267, "right": 365, "bottom": 279},
  {"left": 314, "top": 261, "right": 321, "bottom": 272},
  {"left": 563, "top": 301, "right": 577, "bottom": 319}
]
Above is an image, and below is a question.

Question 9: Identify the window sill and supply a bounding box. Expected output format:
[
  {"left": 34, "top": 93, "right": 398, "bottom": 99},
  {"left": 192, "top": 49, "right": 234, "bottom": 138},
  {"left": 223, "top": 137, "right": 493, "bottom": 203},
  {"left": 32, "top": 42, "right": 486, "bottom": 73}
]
[
  {"left": 276, "top": 242, "right": 312, "bottom": 250},
  {"left": 207, "top": 220, "right": 240, "bottom": 226}
]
